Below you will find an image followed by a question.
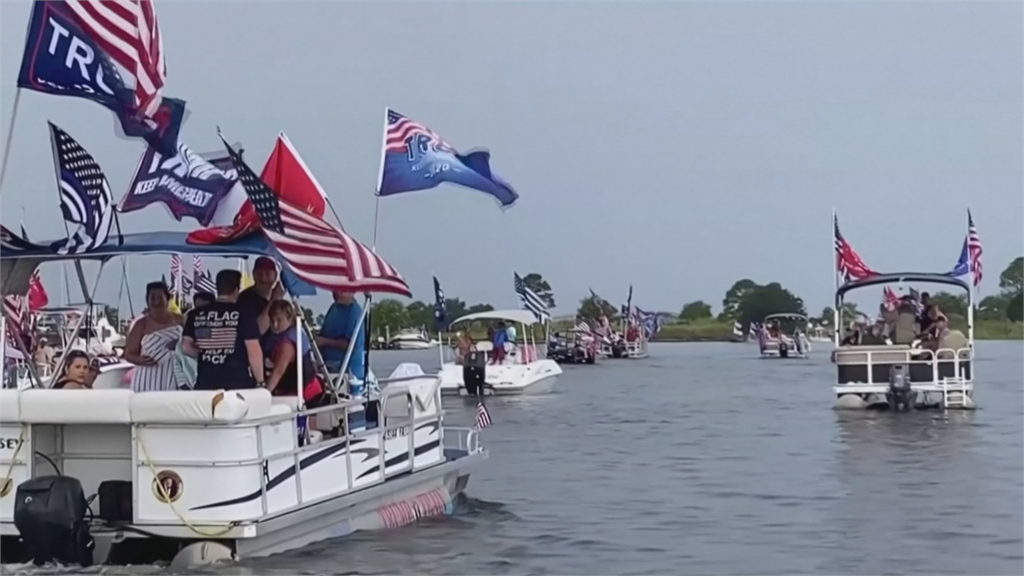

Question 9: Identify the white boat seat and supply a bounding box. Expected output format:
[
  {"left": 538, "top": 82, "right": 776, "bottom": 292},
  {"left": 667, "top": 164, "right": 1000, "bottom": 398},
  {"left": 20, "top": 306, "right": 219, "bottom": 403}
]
[
  {"left": 834, "top": 345, "right": 912, "bottom": 364},
  {"left": 0, "top": 389, "right": 21, "bottom": 422},
  {"left": 271, "top": 397, "right": 300, "bottom": 412},
  {"left": 130, "top": 389, "right": 273, "bottom": 423},
  {"left": 20, "top": 388, "right": 133, "bottom": 424},
  {"left": 268, "top": 403, "right": 293, "bottom": 416}
]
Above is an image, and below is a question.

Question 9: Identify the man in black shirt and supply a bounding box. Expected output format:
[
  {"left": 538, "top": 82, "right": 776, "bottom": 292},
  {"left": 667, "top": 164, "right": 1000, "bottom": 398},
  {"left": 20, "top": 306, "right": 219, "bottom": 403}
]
[
  {"left": 237, "top": 256, "right": 285, "bottom": 336},
  {"left": 183, "top": 270, "right": 264, "bottom": 390}
]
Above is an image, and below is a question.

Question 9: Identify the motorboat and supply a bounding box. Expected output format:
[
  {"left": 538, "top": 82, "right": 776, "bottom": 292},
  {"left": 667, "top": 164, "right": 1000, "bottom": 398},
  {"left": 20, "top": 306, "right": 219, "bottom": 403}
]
[
  {"left": 437, "top": 310, "right": 562, "bottom": 395},
  {"left": 807, "top": 323, "right": 833, "bottom": 343},
  {"left": 0, "top": 231, "right": 486, "bottom": 567},
  {"left": 832, "top": 273, "right": 974, "bottom": 411},
  {"left": 546, "top": 330, "right": 598, "bottom": 365},
  {"left": 756, "top": 313, "right": 811, "bottom": 358},
  {"left": 387, "top": 327, "right": 437, "bottom": 350}
]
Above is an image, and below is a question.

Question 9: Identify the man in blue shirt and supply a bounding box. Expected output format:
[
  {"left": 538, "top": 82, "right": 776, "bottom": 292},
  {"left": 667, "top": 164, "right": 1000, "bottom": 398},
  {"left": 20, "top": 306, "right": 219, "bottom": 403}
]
[{"left": 316, "top": 291, "right": 366, "bottom": 383}]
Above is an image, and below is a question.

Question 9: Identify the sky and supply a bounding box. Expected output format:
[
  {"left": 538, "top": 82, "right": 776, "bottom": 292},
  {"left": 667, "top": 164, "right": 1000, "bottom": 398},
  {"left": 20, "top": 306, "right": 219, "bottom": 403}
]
[{"left": 1, "top": 1, "right": 1021, "bottom": 317}]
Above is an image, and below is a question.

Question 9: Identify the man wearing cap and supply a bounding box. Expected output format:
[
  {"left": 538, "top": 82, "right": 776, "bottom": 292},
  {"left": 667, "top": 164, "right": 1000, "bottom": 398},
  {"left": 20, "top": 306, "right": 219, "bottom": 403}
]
[
  {"left": 239, "top": 256, "right": 285, "bottom": 336},
  {"left": 316, "top": 291, "right": 366, "bottom": 393}
]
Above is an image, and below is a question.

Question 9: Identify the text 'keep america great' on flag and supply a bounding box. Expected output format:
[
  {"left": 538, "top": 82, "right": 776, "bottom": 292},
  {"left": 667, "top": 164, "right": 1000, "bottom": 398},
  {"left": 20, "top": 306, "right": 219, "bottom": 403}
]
[{"left": 217, "top": 130, "right": 411, "bottom": 297}]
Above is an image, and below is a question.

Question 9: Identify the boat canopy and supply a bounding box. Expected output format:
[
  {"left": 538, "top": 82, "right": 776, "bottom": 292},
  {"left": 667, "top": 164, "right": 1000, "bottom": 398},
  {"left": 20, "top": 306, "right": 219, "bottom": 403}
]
[
  {"left": 835, "top": 272, "right": 971, "bottom": 305},
  {"left": 1, "top": 231, "right": 316, "bottom": 297},
  {"left": 764, "top": 312, "right": 807, "bottom": 321},
  {"left": 449, "top": 309, "right": 539, "bottom": 327}
]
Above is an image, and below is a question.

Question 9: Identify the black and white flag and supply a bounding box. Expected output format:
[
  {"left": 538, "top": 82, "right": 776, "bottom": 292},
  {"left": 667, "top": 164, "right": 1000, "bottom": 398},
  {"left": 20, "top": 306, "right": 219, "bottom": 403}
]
[
  {"left": 513, "top": 272, "right": 551, "bottom": 323},
  {"left": 48, "top": 123, "right": 119, "bottom": 254}
]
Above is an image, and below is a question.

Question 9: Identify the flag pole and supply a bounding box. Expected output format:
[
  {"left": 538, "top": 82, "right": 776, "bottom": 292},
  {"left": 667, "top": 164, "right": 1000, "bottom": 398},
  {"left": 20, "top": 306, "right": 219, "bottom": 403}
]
[
  {"left": 0, "top": 89, "right": 24, "bottom": 198},
  {"left": 832, "top": 208, "right": 839, "bottom": 347}
]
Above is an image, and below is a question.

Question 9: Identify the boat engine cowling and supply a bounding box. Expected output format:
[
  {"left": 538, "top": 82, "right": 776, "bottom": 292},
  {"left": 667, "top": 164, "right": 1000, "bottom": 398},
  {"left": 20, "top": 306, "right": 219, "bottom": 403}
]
[
  {"left": 13, "top": 475, "right": 94, "bottom": 567},
  {"left": 887, "top": 364, "right": 913, "bottom": 411}
]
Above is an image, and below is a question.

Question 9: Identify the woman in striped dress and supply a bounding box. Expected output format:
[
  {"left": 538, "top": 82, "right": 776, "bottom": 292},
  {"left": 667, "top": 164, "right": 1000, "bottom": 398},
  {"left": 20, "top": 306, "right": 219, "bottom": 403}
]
[{"left": 123, "top": 281, "right": 183, "bottom": 392}]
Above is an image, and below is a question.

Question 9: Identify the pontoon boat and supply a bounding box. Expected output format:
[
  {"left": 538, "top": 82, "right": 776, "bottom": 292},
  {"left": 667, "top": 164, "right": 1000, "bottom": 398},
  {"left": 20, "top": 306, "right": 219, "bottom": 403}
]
[
  {"left": 832, "top": 273, "right": 974, "bottom": 411},
  {"left": 0, "top": 232, "right": 486, "bottom": 567},
  {"left": 757, "top": 312, "right": 811, "bottom": 358},
  {"left": 437, "top": 310, "right": 561, "bottom": 395}
]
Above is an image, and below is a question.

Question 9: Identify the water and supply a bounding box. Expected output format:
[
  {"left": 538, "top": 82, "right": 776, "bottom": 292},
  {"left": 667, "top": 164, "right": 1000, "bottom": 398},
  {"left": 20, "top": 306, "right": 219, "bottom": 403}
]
[{"left": 5, "top": 341, "right": 1022, "bottom": 575}]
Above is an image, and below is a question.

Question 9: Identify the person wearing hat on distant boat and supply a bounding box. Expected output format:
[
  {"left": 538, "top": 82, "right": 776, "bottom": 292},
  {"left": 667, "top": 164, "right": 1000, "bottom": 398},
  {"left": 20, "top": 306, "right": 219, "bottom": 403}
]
[{"left": 238, "top": 256, "right": 285, "bottom": 336}]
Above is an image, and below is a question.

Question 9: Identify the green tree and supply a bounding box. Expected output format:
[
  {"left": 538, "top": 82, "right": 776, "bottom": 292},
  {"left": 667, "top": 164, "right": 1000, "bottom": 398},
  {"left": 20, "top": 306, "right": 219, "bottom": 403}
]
[
  {"left": 719, "top": 278, "right": 758, "bottom": 320},
  {"left": 404, "top": 301, "right": 432, "bottom": 328},
  {"left": 521, "top": 272, "right": 555, "bottom": 309},
  {"left": 929, "top": 291, "right": 967, "bottom": 318},
  {"left": 465, "top": 303, "right": 495, "bottom": 315},
  {"left": 371, "top": 299, "right": 410, "bottom": 331},
  {"left": 577, "top": 296, "right": 617, "bottom": 320},
  {"left": 839, "top": 302, "right": 860, "bottom": 321},
  {"left": 735, "top": 282, "right": 806, "bottom": 327},
  {"left": 678, "top": 300, "right": 712, "bottom": 323},
  {"left": 999, "top": 257, "right": 1023, "bottom": 294},
  {"left": 1007, "top": 292, "right": 1023, "bottom": 322},
  {"left": 977, "top": 294, "right": 1011, "bottom": 320},
  {"left": 818, "top": 306, "right": 835, "bottom": 326}
]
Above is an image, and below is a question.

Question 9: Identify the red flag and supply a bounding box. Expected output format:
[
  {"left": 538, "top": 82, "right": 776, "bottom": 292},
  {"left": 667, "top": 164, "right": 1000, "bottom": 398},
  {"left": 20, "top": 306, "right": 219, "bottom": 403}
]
[
  {"left": 260, "top": 133, "right": 327, "bottom": 218},
  {"left": 28, "top": 271, "right": 48, "bottom": 311}
]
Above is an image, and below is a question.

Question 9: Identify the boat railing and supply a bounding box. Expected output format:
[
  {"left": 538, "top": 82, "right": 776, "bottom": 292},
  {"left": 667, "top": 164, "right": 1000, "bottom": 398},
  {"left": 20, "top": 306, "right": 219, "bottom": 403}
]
[
  {"left": 833, "top": 346, "right": 973, "bottom": 386},
  {"left": 442, "top": 427, "right": 480, "bottom": 455}
]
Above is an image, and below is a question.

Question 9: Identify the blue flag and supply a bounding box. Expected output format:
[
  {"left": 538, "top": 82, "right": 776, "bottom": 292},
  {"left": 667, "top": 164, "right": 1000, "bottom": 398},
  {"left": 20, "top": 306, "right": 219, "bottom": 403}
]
[
  {"left": 376, "top": 109, "right": 518, "bottom": 208},
  {"left": 17, "top": 1, "right": 185, "bottom": 156}
]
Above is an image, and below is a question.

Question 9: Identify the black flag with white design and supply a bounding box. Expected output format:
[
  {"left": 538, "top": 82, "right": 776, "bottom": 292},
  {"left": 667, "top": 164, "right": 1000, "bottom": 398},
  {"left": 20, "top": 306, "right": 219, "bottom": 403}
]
[
  {"left": 48, "top": 123, "right": 118, "bottom": 254},
  {"left": 433, "top": 276, "right": 448, "bottom": 331}
]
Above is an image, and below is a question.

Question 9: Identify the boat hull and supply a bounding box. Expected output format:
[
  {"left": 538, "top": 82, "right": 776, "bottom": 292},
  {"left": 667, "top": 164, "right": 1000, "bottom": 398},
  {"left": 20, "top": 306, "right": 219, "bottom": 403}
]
[{"left": 438, "top": 360, "right": 562, "bottom": 396}]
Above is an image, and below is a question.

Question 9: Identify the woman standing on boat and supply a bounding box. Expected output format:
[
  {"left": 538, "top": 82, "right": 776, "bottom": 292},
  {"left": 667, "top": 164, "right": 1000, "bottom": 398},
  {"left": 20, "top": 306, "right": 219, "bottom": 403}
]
[{"left": 123, "top": 281, "right": 183, "bottom": 392}]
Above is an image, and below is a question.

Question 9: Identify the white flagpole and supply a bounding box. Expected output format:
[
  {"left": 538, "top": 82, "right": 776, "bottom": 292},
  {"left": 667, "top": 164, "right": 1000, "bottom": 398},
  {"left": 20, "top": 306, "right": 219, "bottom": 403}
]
[
  {"left": 832, "top": 208, "right": 839, "bottom": 347},
  {"left": 0, "top": 89, "right": 24, "bottom": 199}
]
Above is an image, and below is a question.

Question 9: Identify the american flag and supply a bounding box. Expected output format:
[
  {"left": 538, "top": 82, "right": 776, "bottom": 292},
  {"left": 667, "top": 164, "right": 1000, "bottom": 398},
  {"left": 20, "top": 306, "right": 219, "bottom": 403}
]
[
  {"left": 218, "top": 133, "right": 411, "bottom": 296},
  {"left": 3, "top": 295, "right": 28, "bottom": 348},
  {"left": 573, "top": 318, "right": 593, "bottom": 334},
  {"left": 967, "top": 210, "right": 982, "bottom": 287},
  {"left": 195, "top": 327, "right": 237, "bottom": 349},
  {"left": 834, "top": 213, "right": 876, "bottom": 283},
  {"left": 513, "top": 272, "right": 551, "bottom": 324},
  {"left": 50, "top": 123, "right": 117, "bottom": 254},
  {"left": 64, "top": 0, "right": 167, "bottom": 117},
  {"left": 475, "top": 400, "right": 492, "bottom": 430},
  {"left": 384, "top": 109, "right": 454, "bottom": 154},
  {"left": 169, "top": 254, "right": 192, "bottom": 298},
  {"left": 193, "top": 255, "right": 217, "bottom": 294},
  {"left": 881, "top": 287, "right": 899, "bottom": 311}
]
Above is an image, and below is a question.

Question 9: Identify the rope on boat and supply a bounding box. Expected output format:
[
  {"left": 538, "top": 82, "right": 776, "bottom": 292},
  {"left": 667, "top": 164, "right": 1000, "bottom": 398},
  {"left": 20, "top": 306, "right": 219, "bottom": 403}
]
[
  {"left": 137, "top": 430, "right": 237, "bottom": 537},
  {"left": 0, "top": 429, "right": 25, "bottom": 497}
]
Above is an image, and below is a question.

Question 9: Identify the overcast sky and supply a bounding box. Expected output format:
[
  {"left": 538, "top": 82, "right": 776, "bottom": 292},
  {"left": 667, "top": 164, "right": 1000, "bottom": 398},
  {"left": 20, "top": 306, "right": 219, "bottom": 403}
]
[{"left": 1, "top": 1, "right": 1021, "bottom": 315}]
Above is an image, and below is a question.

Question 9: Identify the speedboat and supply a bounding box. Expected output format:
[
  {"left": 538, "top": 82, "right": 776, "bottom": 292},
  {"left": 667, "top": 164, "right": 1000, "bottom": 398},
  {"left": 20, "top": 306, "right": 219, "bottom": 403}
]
[
  {"left": 757, "top": 313, "right": 811, "bottom": 358},
  {"left": 387, "top": 327, "right": 437, "bottom": 350},
  {"left": 546, "top": 330, "right": 598, "bottom": 365},
  {"left": 0, "top": 231, "right": 486, "bottom": 568},
  {"left": 437, "top": 310, "right": 562, "bottom": 395},
  {"left": 832, "top": 273, "right": 974, "bottom": 411}
]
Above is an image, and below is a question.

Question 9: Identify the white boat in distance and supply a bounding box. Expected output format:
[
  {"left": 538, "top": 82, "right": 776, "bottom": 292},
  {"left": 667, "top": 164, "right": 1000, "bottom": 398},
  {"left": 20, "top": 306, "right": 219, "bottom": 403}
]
[
  {"left": 387, "top": 327, "right": 438, "bottom": 350},
  {"left": 0, "top": 231, "right": 486, "bottom": 568},
  {"left": 437, "top": 310, "right": 562, "bottom": 396},
  {"left": 757, "top": 313, "right": 812, "bottom": 358}
]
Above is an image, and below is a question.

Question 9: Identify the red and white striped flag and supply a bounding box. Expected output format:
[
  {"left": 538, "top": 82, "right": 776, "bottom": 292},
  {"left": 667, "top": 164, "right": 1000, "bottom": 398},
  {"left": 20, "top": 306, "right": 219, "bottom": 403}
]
[
  {"left": 65, "top": 0, "right": 167, "bottom": 116},
  {"left": 218, "top": 134, "right": 411, "bottom": 297},
  {"left": 967, "top": 210, "right": 983, "bottom": 287}
]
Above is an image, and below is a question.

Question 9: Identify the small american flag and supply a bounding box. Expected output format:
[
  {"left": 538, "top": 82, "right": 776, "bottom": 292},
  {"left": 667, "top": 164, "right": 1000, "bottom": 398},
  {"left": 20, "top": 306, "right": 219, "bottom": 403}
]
[
  {"left": 881, "top": 287, "right": 899, "bottom": 311},
  {"left": 193, "top": 255, "right": 217, "bottom": 294},
  {"left": 967, "top": 210, "right": 982, "bottom": 287},
  {"left": 49, "top": 123, "right": 117, "bottom": 254},
  {"left": 573, "top": 318, "right": 592, "bottom": 334},
  {"left": 169, "top": 254, "right": 192, "bottom": 298},
  {"left": 196, "top": 327, "right": 237, "bottom": 349},
  {"left": 219, "top": 132, "right": 411, "bottom": 296},
  {"left": 385, "top": 109, "right": 454, "bottom": 154},
  {"left": 64, "top": 0, "right": 167, "bottom": 116},
  {"left": 475, "top": 400, "right": 492, "bottom": 430}
]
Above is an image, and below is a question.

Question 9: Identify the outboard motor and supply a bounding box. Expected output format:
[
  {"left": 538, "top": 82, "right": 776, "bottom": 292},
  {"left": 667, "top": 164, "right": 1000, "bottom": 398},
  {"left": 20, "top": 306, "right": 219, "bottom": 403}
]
[
  {"left": 887, "top": 364, "right": 913, "bottom": 411},
  {"left": 462, "top": 350, "right": 487, "bottom": 396},
  {"left": 13, "top": 475, "right": 94, "bottom": 567}
]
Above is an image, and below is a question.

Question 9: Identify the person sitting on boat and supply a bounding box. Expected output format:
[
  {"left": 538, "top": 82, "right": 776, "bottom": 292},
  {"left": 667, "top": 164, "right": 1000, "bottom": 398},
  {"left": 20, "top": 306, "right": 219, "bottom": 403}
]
[
  {"left": 261, "top": 300, "right": 324, "bottom": 403},
  {"left": 767, "top": 322, "right": 781, "bottom": 339},
  {"left": 626, "top": 323, "right": 640, "bottom": 342},
  {"left": 173, "top": 291, "right": 215, "bottom": 390},
  {"left": 52, "top": 350, "right": 92, "bottom": 390},
  {"left": 124, "top": 281, "right": 184, "bottom": 392},
  {"left": 892, "top": 297, "right": 920, "bottom": 345},
  {"left": 918, "top": 305, "right": 949, "bottom": 351},
  {"left": 183, "top": 270, "right": 264, "bottom": 391},
  {"left": 32, "top": 337, "right": 55, "bottom": 375},
  {"left": 316, "top": 291, "right": 367, "bottom": 395},
  {"left": 491, "top": 321, "right": 508, "bottom": 364},
  {"left": 860, "top": 322, "right": 887, "bottom": 345},
  {"left": 238, "top": 256, "right": 285, "bottom": 336},
  {"left": 840, "top": 321, "right": 862, "bottom": 346}
]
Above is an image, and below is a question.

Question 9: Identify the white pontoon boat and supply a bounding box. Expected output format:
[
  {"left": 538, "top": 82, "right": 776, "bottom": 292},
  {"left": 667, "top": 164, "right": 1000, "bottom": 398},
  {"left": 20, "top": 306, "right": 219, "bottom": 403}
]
[
  {"left": 756, "top": 312, "right": 811, "bottom": 358},
  {"left": 0, "top": 232, "right": 486, "bottom": 567},
  {"left": 831, "top": 273, "right": 974, "bottom": 411},
  {"left": 387, "top": 327, "right": 437, "bottom": 350},
  {"left": 437, "top": 310, "right": 561, "bottom": 395}
]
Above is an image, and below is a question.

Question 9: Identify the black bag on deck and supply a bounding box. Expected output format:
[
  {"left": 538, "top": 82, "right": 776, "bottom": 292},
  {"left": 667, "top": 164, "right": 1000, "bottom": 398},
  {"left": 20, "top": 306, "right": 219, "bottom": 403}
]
[{"left": 13, "top": 475, "right": 95, "bottom": 567}]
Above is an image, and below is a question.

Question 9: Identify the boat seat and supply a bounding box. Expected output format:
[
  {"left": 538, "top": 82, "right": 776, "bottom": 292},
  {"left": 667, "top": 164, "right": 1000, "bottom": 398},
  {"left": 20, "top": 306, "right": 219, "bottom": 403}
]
[
  {"left": 130, "top": 389, "right": 273, "bottom": 423},
  {"left": 834, "top": 345, "right": 912, "bottom": 364},
  {"left": 20, "top": 388, "right": 133, "bottom": 424},
  {"left": 0, "top": 389, "right": 21, "bottom": 423},
  {"left": 271, "top": 397, "right": 300, "bottom": 412}
]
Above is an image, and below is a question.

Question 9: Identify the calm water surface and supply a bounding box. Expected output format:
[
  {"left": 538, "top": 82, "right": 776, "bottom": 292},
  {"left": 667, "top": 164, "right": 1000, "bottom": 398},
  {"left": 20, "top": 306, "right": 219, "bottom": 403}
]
[{"left": 6, "top": 341, "right": 1022, "bottom": 575}]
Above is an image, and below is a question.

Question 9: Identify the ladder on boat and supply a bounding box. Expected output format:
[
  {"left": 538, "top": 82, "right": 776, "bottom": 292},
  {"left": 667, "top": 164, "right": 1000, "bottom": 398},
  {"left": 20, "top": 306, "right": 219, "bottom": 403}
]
[{"left": 939, "top": 377, "right": 969, "bottom": 409}]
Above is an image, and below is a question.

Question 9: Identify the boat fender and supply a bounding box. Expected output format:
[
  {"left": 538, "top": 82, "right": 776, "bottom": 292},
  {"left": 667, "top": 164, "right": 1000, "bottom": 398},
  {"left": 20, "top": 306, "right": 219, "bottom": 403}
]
[{"left": 169, "top": 541, "right": 235, "bottom": 570}]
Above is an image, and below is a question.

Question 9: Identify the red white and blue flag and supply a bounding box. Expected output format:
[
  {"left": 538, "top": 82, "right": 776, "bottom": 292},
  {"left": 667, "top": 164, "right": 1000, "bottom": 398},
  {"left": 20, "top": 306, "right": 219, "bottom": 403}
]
[
  {"left": 475, "top": 400, "right": 492, "bottom": 430},
  {"left": 834, "top": 214, "right": 877, "bottom": 283},
  {"left": 946, "top": 210, "right": 983, "bottom": 288}
]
